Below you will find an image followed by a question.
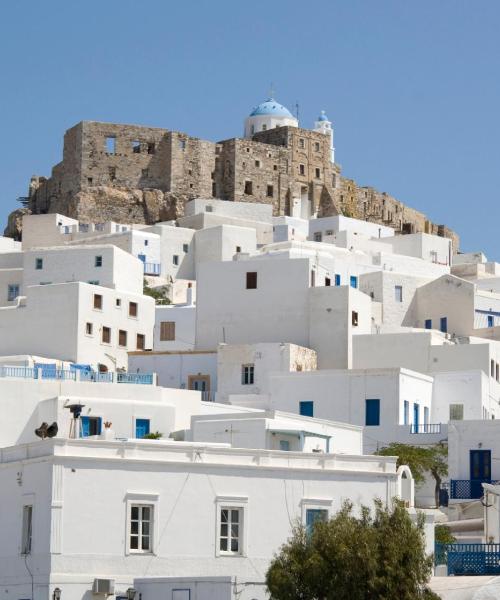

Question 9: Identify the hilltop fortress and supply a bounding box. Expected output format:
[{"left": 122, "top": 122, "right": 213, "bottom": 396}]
[{"left": 6, "top": 97, "right": 458, "bottom": 248}]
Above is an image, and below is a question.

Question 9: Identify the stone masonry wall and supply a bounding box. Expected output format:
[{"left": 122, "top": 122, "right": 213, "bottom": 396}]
[{"left": 12, "top": 120, "right": 459, "bottom": 249}]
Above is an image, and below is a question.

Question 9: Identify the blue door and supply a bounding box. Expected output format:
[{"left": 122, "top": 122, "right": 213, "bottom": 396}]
[
  {"left": 299, "top": 401, "right": 314, "bottom": 417},
  {"left": 135, "top": 418, "right": 150, "bottom": 438},
  {"left": 440, "top": 317, "right": 448, "bottom": 333},
  {"left": 470, "top": 449, "right": 491, "bottom": 497},
  {"left": 413, "top": 403, "right": 420, "bottom": 428},
  {"left": 365, "top": 399, "right": 380, "bottom": 426}
]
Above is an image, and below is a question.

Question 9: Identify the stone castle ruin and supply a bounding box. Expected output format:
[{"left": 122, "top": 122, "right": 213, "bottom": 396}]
[{"left": 5, "top": 98, "right": 458, "bottom": 248}]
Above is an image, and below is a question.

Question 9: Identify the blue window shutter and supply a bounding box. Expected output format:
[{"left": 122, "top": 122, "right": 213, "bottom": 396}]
[
  {"left": 81, "top": 416, "right": 89, "bottom": 437},
  {"left": 97, "top": 417, "right": 102, "bottom": 435},
  {"left": 403, "top": 400, "right": 409, "bottom": 425},
  {"left": 335, "top": 274, "right": 341, "bottom": 286},
  {"left": 299, "top": 401, "right": 314, "bottom": 417},
  {"left": 135, "top": 418, "right": 150, "bottom": 438},
  {"left": 488, "top": 315, "right": 494, "bottom": 328},
  {"left": 440, "top": 317, "right": 447, "bottom": 333},
  {"left": 365, "top": 399, "right": 380, "bottom": 426},
  {"left": 350, "top": 275, "right": 358, "bottom": 289},
  {"left": 425, "top": 319, "right": 432, "bottom": 330}
]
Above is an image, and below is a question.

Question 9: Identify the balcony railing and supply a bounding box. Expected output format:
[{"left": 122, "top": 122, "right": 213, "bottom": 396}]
[
  {"left": 450, "top": 479, "right": 500, "bottom": 500},
  {"left": 0, "top": 366, "right": 154, "bottom": 385},
  {"left": 201, "top": 390, "right": 216, "bottom": 402},
  {"left": 436, "top": 542, "right": 500, "bottom": 575},
  {"left": 143, "top": 262, "right": 161, "bottom": 276},
  {"left": 410, "top": 423, "right": 442, "bottom": 434}
]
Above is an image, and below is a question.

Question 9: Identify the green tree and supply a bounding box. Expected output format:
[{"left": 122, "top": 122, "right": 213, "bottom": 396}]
[
  {"left": 143, "top": 279, "right": 171, "bottom": 305},
  {"left": 376, "top": 442, "right": 448, "bottom": 508},
  {"left": 435, "top": 524, "right": 456, "bottom": 545},
  {"left": 266, "top": 499, "right": 439, "bottom": 600}
]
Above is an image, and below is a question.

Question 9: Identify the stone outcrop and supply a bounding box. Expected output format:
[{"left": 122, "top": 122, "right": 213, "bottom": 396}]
[{"left": 4, "top": 208, "right": 31, "bottom": 240}]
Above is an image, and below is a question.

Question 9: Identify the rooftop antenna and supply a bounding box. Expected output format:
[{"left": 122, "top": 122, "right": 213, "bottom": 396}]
[{"left": 295, "top": 102, "right": 300, "bottom": 122}]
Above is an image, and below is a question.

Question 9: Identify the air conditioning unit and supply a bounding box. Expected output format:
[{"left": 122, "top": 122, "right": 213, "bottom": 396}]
[{"left": 92, "top": 579, "right": 115, "bottom": 595}]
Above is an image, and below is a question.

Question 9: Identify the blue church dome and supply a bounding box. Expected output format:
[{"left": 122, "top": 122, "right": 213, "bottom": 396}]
[
  {"left": 317, "top": 110, "right": 329, "bottom": 122},
  {"left": 249, "top": 98, "right": 294, "bottom": 118}
]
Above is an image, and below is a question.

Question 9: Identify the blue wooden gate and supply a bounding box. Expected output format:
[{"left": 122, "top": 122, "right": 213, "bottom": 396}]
[{"left": 436, "top": 543, "right": 500, "bottom": 575}]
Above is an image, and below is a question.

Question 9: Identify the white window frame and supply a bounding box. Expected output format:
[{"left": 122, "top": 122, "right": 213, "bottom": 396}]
[
  {"left": 125, "top": 492, "right": 159, "bottom": 556},
  {"left": 215, "top": 496, "right": 247, "bottom": 557}
]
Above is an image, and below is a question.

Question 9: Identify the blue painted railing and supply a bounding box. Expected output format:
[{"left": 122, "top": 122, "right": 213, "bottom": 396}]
[
  {"left": 436, "top": 543, "right": 500, "bottom": 575},
  {"left": 143, "top": 262, "right": 161, "bottom": 276},
  {"left": 0, "top": 366, "right": 154, "bottom": 385},
  {"left": 410, "top": 423, "right": 442, "bottom": 434},
  {"left": 450, "top": 479, "right": 500, "bottom": 500},
  {"left": 116, "top": 372, "right": 154, "bottom": 385}
]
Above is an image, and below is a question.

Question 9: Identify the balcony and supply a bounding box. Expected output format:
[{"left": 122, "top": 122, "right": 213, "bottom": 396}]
[
  {"left": 450, "top": 479, "right": 500, "bottom": 500},
  {"left": 409, "top": 423, "right": 442, "bottom": 434},
  {"left": 0, "top": 366, "right": 155, "bottom": 385},
  {"left": 143, "top": 262, "right": 161, "bottom": 276}
]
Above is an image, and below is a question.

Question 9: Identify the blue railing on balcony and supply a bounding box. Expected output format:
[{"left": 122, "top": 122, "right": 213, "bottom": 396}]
[
  {"left": 410, "top": 423, "right": 442, "bottom": 434},
  {"left": 79, "top": 370, "right": 114, "bottom": 383},
  {"left": 450, "top": 479, "right": 500, "bottom": 500},
  {"left": 143, "top": 262, "right": 161, "bottom": 276},
  {"left": 436, "top": 543, "right": 500, "bottom": 575},
  {"left": 0, "top": 366, "right": 154, "bottom": 385},
  {"left": 116, "top": 372, "right": 154, "bottom": 385}
]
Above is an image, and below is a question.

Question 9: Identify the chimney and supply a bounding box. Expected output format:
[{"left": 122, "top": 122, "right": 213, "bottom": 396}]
[{"left": 186, "top": 282, "right": 194, "bottom": 306}]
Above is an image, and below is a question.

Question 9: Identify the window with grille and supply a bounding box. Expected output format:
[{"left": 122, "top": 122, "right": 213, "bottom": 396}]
[
  {"left": 129, "top": 504, "right": 153, "bottom": 553},
  {"left": 160, "top": 321, "right": 175, "bottom": 341},
  {"left": 241, "top": 364, "right": 254, "bottom": 385},
  {"left": 219, "top": 507, "right": 242, "bottom": 554},
  {"left": 449, "top": 404, "right": 464, "bottom": 421}
]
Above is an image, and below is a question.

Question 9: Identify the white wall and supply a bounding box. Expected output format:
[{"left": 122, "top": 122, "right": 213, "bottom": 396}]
[
  {"left": 448, "top": 420, "right": 500, "bottom": 481},
  {"left": 0, "top": 438, "right": 401, "bottom": 600},
  {"left": 153, "top": 304, "right": 196, "bottom": 351},
  {"left": 129, "top": 351, "right": 218, "bottom": 393}
]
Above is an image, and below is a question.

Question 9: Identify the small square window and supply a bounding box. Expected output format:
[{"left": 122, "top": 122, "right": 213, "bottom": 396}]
[
  {"left": 141, "top": 168, "right": 149, "bottom": 177},
  {"left": 35, "top": 258, "right": 43, "bottom": 270},
  {"left": 136, "top": 333, "right": 145, "bottom": 350},
  {"left": 325, "top": 277, "right": 331, "bottom": 287},
  {"left": 300, "top": 401, "right": 314, "bottom": 417},
  {"left": 241, "top": 364, "right": 255, "bottom": 385},
  {"left": 95, "top": 255, "right": 103, "bottom": 268},
  {"left": 266, "top": 185, "right": 274, "bottom": 197},
  {"left": 132, "top": 140, "right": 141, "bottom": 153},
  {"left": 160, "top": 321, "right": 175, "bottom": 341},
  {"left": 365, "top": 399, "right": 380, "bottom": 426},
  {"left": 147, "top": 142, "right": 156, "bottom": 154},
  {"left": 350, "top": 275, "right": 358, "bottom": 289},
  {"left": 129, "top": 302, "right": 138, "bottom": 318},
  {"left": 315, "top": 168, "right": 321, "bottom": 179},
  {"left": 85, "top": 322, "right": 93, "bottom": 335},
  {"left": 299, "top": 138, "right": 305, "bottom": 149},
  {"left": 236, "top": 246, "right": 241, "bottom": 253},
  {"left": 244, "top": 181, "right": 253, "bottom": 195},
  {"left": 395, "top": 285, "right": 403, "bottom": 303},
  {"left": 93, "top": 294, "right": 103, "bottom": 310},
  {"left": 352, "top": 311, "right": 359, "bottom": 327},
  {"left": 246, "top": 272, "right": 257, "bottom": 289},
  {"left": 255, "top": 160, "right": 261, "bottom": 168},
  {"left": 116, "top": 298, "right": 121, "bottom": 307},
  {"left": 299, "top": 164, "right": 305, "bottom": 176},
  {"left": 144, "top": 239, "right": 149, "bottom": 246},
  {"left": 314, "top": 142, "right": 320, "bottom": 152},
  {"left": 183, "top": 244, "right": 189, "bottom": 253},
  {"left": 173, "top": 255, "right": 179, "bottom": 266}
]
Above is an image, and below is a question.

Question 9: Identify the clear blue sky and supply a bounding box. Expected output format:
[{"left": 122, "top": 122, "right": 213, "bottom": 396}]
[{"left": 1, "top": 0, "right": 499, "bottom": 254}]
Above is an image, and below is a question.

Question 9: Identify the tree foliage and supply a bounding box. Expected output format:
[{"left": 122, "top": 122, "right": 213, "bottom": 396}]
[
  {"left": 266, "top": 499, "right": 439, "bottom": 600},
  {"left": 143, "top": 279, "right": 171, "bottom": 305},
  {"left": 435, "top": 524, "right": 456, "bottom": 545},
  {"left": 376, "top": 442, "right": 448, "bottom": 507}
]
